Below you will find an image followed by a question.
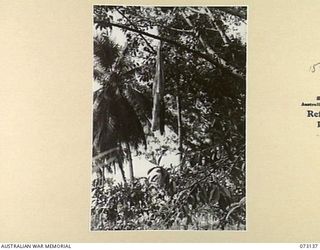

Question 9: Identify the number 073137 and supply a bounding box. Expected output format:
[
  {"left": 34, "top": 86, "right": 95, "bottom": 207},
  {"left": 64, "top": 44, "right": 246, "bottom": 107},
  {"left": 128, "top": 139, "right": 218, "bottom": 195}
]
[{"left": 299, "top": 244, "right": 319, "bottom": 248}]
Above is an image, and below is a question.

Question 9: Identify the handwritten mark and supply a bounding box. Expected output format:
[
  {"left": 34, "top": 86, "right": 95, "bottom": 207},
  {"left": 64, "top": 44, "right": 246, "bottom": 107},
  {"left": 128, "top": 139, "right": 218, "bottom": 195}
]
[{"left": 310, "top": 62, "right": 320, "bottom": 73}]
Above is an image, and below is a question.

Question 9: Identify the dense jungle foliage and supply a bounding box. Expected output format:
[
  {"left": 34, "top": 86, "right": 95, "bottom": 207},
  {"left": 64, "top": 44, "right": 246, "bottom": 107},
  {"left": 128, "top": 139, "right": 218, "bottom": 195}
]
[{"left": 91, "top": 6, "right": 246, "bottom": 230}]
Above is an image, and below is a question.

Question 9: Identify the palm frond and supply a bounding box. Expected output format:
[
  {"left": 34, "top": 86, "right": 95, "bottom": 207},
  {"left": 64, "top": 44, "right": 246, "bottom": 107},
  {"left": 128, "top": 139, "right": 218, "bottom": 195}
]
[
  {"left": 124, "top": 86, "right": 152, "bottom": 122},
  {"left": 94, "top": 35, "right": 120, "bottom": 71},
  {"left": 114, "top": 92, "right": 147, "bottom": 149}
]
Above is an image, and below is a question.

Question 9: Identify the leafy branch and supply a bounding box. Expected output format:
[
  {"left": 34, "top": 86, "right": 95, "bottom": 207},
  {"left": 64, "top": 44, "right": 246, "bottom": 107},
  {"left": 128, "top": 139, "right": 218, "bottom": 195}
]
[{"left": 94, "top": 19, "right": 245, "bottom": 81}]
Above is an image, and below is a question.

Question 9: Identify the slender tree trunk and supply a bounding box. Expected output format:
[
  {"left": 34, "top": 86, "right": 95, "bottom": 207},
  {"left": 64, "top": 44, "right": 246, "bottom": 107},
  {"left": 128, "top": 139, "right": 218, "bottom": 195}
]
[
  {"left": 176, "top": 94, "right": 183, "bottom": 164},
  {"left": 126, "top": 142, "right": 134, "bottom": 182},
  {"left": 204, "top": 7, "right": 230, "bottom": 45},
  {"left": 186, "top": 7, "right": 230, "bottom": 45},
  {"left": 151, "top": 39, "right": 165, "bottom": 134},
  {"left": 117, "top": 156, "right": 127, "bottom": 184},
  {"left": 176, "top": 76, "right": 183, "bottom": 165},
  {"left": 180, "top": 11, "right": 242, "bottom": 78}
]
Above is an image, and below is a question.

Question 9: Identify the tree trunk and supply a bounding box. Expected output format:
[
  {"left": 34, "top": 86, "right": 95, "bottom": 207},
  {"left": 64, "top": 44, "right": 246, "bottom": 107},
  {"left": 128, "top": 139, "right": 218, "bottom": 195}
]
[
  {"left": 126, "top": 142, "right": 134, "bottom": 182},
  {"left": 176, "top": 94, "right": 183, "bottom": 164},
  {"left": 180, "top": 11, "right": 243, "bottom": 78},
  {"left": 204, "top": 7, "right": 230, "bottom": 45},
  {"left": 151, "top": 40, "right": 165, "bottom": 134},
  {"left": 117, "top": 156, "right": 127, "bottom": 184}
]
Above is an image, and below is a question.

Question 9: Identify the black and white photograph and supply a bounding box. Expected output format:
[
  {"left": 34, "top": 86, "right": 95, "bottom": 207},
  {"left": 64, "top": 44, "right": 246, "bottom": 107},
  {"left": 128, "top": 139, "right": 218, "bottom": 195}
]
[{"left": 91, "top": 5, "right": 247, "bottom": 231}]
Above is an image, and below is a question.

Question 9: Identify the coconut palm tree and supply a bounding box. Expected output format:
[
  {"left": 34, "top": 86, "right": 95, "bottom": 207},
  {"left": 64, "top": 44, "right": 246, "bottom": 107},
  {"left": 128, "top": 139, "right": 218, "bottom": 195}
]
[{"left": 92, "top": 34, "right": 151, "bottom": 183}]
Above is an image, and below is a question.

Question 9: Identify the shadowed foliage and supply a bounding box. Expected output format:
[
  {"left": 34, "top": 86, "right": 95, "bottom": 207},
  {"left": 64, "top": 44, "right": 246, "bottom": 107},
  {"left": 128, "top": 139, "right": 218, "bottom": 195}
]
[{"left": 92, "top": 6, "right": 246, "bottom": 230}]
